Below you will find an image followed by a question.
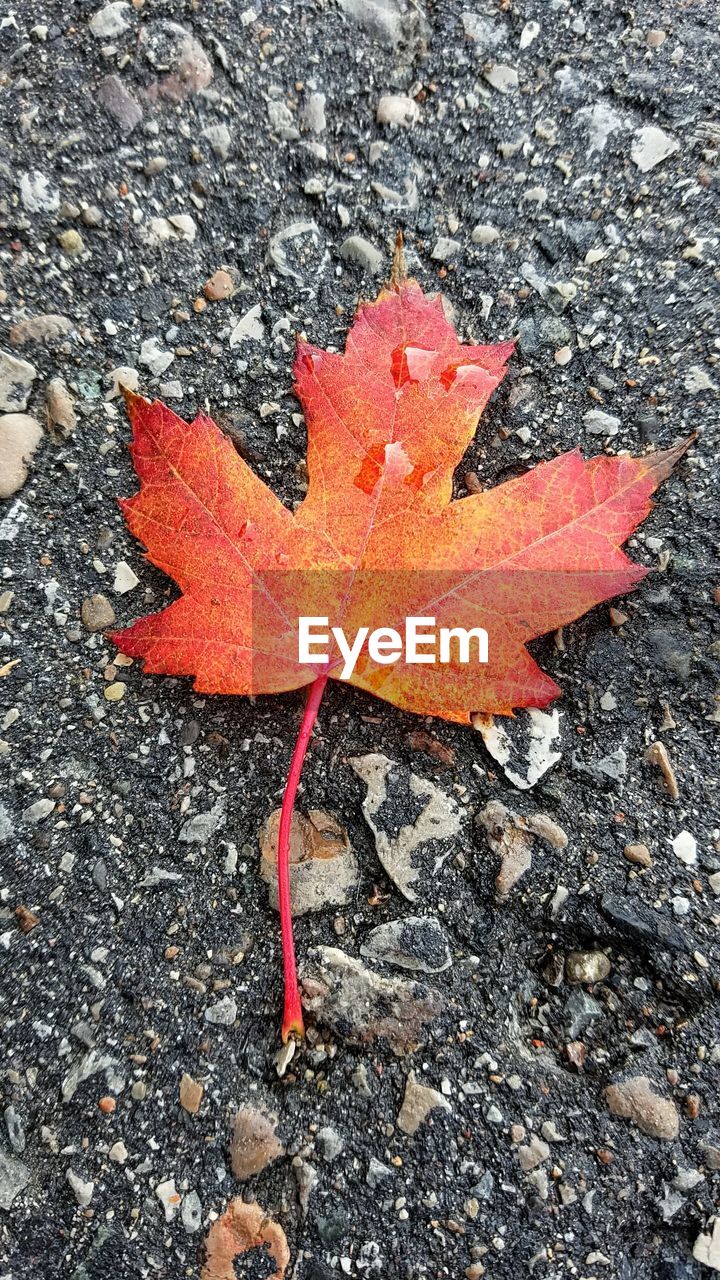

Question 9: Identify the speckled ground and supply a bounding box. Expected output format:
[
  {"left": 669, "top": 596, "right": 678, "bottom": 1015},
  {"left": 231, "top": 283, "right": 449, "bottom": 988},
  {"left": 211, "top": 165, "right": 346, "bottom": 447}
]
[{"left": 0, "top": 1, "right": 719, "bottom": 1277}]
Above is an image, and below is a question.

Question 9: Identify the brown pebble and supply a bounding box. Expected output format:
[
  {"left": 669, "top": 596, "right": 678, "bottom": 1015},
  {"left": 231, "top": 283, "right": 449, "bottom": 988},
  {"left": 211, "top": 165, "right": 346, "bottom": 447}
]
[
  {"left": 81, "top": 594, "right": 116, "bottom": 632},
  {"left": 15, "top": 904, "right": 39, "bottom": 932},
  {"left": 179, "top": 1072, "right": 204, "bottom": 1116},
  {"left": 98, "top": 1096, "right": 116, "bottom": 1114},
  {"left": 406, "top": 729, "right": 455, "bottom": 766},
  {"left": 609, "top": 607, "right": 628, "bottom": 627},
  {"left": 605, "top": 1075, "right": 679, "bottom": 1140},
  {"left": 229, "top": 1106, "right": 284, "bottom": 1181},
  {"left": 686, "top": 1093, "right": 701, "bottom": 1119},
  {"left": 203, "top": 269, "right": 234, "bottom": 301},
  {"left": 597, "top": 1148, "right": 614, "bottom": 1165},
  {"left": 624, "top": 842, "right": 652, "bottom": 869},
  {"left": 46, "top": 377, "right": 77, "bottom": 432},
  {"left": 565, "top": 1041, "right": 587, "bottom": 1071},
  {"left": 645, "top": 740, "right": 679, "bottom": 800}
]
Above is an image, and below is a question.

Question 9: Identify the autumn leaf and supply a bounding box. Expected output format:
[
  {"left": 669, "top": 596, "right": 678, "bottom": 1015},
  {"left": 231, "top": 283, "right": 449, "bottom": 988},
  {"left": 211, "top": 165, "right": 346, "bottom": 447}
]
[{"left": 111, "top": 248, "right": 689, "bottom": 1040}]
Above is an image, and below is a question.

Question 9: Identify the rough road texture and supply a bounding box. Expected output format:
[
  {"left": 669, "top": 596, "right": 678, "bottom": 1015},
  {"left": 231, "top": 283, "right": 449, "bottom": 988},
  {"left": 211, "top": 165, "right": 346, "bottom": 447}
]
[{"left": 0, "top": 2, "right": 718, "bottom": 1278}]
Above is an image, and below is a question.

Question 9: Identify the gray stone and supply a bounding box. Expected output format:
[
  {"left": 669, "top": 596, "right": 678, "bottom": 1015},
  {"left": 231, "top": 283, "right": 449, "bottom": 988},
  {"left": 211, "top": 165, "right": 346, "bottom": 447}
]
[
  {"left": 350, "top": 753, "right": 461, "bottom": 901},
  {"left": 462, "top": 12, "right": 506, "bottom": 47},
  {"left": 46, "top": 378, "right": 77, "bottom": 432},
  {"left": 229, "top": 304, "right": 264, "bottom": 346},
  {"left": 267, "top": 221, "right": 325, "bottom": 282},
  {"left": 229, "top": 1107, "right": 284, "bottom": 1180},
  {"left": 577, "top": 102, "right": 624, "bottom": 153},
  {"left": 81, "top": 594, "right": 116, "bottom": 633},
  {"left": 181, "top": 1190, "right": 202, "bottom": 1233},
  {"left": 564, "top": 989, "right": 603, "bottom": 1038},
  {"left": 4, "top": 1106, "right": 25, "bottom": 1154},
  {"left": 584, "top": 409, "right": 620, "bottom": 437},
  {"left": 483, "top": 64, "right": 518, "bottom": 94},
  {"left": 340, "top": 236, "right": 385, "bottom": 274},
  {"left": 89, "top": 3, "right": 132, "bottom": 38},
  {"left": 366, "top": 1156, "right": 394, "bottom": 1188},
  {"left": 0, "top": 352, "right": 37, "bottom": 414},
  {"left": 360, "top": 916, "right": 452, "bottom": 974},
  {"left": 631, "top": 126, "right": 678, "bottom": 173},
  {"left": 0, "top": 804, "right": 14, "bottom": 845},
  {"left": 301, "top": 946, "right": 443, "bottom": 1053},
  {"left": 98, "top": 75, "right": 143, "bottom": 134},
  {"left": 66, "top": 1168, "right": 94, "bottom": 1206},
  {"left": 22, "top": 797, "right": 55, "bottom": 824},
  {"left": 19, "top": 170, "right": 59, "bottom": 214},
  {"left": 674, "top": 1167, "right": 704, "bottom": 1192},
  {"left": 338, "top": 0, "right": 429, "bottom": 51},
  {"left": 106, "top": 366, "right": 139, "bottom": 399},
  {"left": 113, "top": 560, "right": 139, "bottom": 594},
  {"left": 201, "top": 124, "right": 232, "bottom": 161},
  {"left": 316, "top": 1126, "right": 344, "bottom": 1161},
  {"left": 267, "top": 100, "right": 296, "bottom": 134},
  {"left": 0, "top": 1148, "right": 30, "bottom": 1209},
  {"left": 179, "top": 798, "right": 226, "bottom": 845},
  {"left": 431, "top": 237, "right": 461, "bottom": 261},
  {"left": 294, "top": 1158, "right": 317, "bottom": 1219},
  {"left": 61, "top": 1049, "right": 122, "bottom": 1102},
  {"left": 138, "top": 866, "right": 183, "bottom": 888},
  {"left": 139, "top": 336, "right": 174, "bottom": 376},
  {"left": 684, "top": 365, "right": 716, "bottom": 395},
  {"left": 302, "top": 92, "right": 326, "bottom": 134},
  {"left": 0, "top": 415, "right": 43, "bottom": 497},
  {"left": 471, "top": 223, "right": 499, "bottom": 246},
  {"left": 204, "top": 994, "right": 237, "bottom": 1026},
  {"left": 595, "top": 747, "right": 627, "bottom": 781},
  {"left": 376, "top": 94, "right": 420, "bottom": 127}
]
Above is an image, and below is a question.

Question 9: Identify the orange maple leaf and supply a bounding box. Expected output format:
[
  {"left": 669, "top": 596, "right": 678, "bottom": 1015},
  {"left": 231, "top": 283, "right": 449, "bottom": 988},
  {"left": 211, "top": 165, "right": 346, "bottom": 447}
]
[{"left": 111, "top": 260, "right": 689, "bottom": 1040}]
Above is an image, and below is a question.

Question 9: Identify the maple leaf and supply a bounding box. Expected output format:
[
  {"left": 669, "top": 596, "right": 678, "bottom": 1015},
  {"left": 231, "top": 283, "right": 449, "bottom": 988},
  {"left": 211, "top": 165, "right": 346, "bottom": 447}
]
[{"left": 110, "top": 251, "right": 689, "bottom": 1040}]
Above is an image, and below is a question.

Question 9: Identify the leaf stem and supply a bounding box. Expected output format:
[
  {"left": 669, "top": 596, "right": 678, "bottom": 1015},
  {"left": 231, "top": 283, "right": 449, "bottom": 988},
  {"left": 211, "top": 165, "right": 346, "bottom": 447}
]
[{"left": 278, "top": 673, "right": 329, "bottom": 1043}]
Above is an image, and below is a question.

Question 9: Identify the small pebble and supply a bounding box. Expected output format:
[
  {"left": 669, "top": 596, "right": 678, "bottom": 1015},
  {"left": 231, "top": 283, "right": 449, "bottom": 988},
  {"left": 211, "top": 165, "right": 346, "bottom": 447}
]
[
  {"left": 203, "top": 270, "right": 234, "bottom": 301},
  {"left": 57, "top": 230, "right": 84, "bottom": 257},
  {"left": 624, "top": 843, "right": 652, "bottom": 868},
  {"left": 81, "top": 594, "right": 115, "bottom": 632},
  {"left": 179, "top": 1072, "right": 204, "bottom": 1115}
]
